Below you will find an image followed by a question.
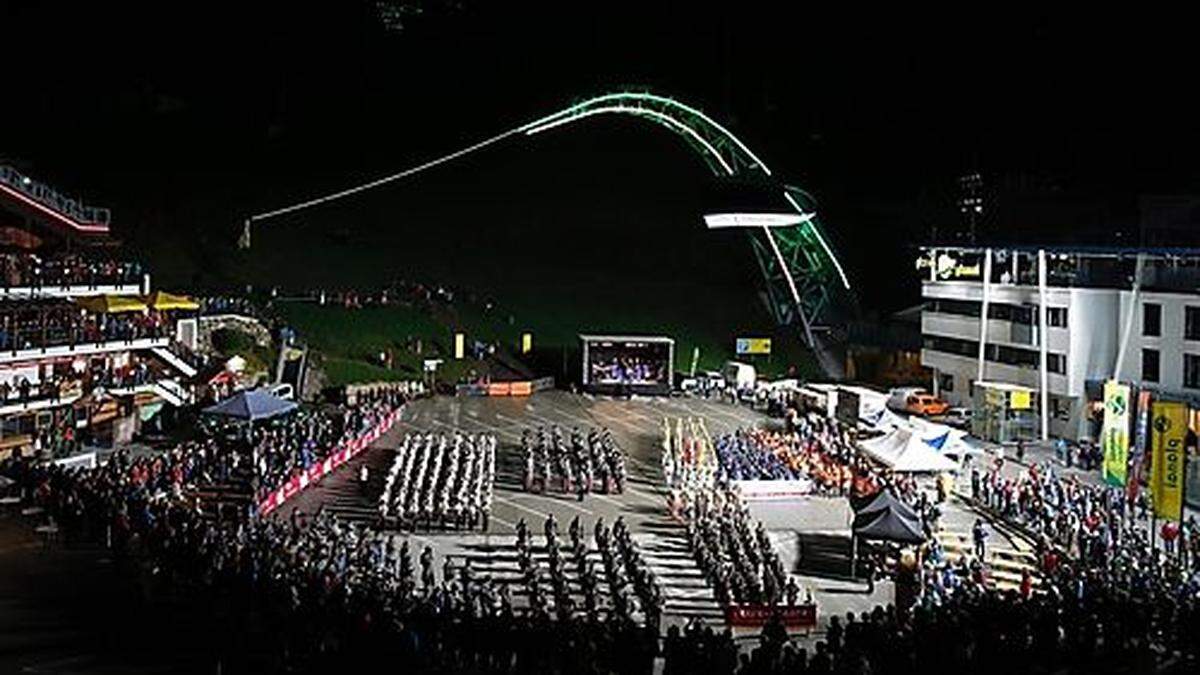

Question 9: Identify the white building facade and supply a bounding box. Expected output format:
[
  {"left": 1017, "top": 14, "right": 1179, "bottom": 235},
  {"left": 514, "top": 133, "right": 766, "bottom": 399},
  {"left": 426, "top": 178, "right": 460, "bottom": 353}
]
[{"left": 919, "top": 246, "right": 1200, "bottom": 440}]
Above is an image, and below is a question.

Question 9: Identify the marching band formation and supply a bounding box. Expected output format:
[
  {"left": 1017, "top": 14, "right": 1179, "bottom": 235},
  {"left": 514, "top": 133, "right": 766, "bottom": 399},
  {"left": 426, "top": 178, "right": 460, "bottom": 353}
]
[
  {"left": 520, "top": 425, "right": 627, "bottom": 499},
  {"left": 513, "top": 514, "right": 664, "bottom": 629},
  {"left": 684, "top": 483, "right": 798, "bottom": 607},
  {"left": 662, "top": 416, "right": 797, "bottom": 608},
  {"left": 379, "top": 431, "right": 496, "bottom": 531}
]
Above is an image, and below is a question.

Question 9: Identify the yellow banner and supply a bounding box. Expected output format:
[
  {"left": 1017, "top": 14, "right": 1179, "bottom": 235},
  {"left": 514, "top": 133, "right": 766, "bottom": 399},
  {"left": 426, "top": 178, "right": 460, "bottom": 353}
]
[
  {"left": 1150, "top": 401, "right": 1186, "bottom": 521},
  {"left": 454, "top": 333, "right": 465, "bottom": 360},
  {"left": 736, "top": 338, "right": 772, "bottom": 355},
  {"left": 1010, "top": 390, "right": 1032, "bottom": 410},
  {"left": 1102, "top": 380, "right": 1131, "bottom": 486}
]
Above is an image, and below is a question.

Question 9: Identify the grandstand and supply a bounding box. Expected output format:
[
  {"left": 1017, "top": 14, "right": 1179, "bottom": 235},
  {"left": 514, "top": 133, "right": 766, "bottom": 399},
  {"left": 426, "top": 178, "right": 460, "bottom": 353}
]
[{"left": 0, "top": 165, "right": 199, "bottom": 461}]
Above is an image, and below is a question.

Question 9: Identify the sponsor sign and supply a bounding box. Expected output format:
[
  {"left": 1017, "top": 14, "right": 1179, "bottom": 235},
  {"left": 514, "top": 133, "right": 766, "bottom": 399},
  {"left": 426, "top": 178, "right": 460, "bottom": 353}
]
[
  {"left": 1102, "top": 381, "right": 1131, "bottom": 487},
  {"left": 1010, "top": 390, "right": 1032, "bottom": 410},
  {"left": 726, "top": 603, "right": 817, "bottom": 629},
  {"left": 1150, "top": 401, "right": 1186, "bottom": 521},
  {"left": 736, "top": 338, "right": 772, "bottom": 355}
]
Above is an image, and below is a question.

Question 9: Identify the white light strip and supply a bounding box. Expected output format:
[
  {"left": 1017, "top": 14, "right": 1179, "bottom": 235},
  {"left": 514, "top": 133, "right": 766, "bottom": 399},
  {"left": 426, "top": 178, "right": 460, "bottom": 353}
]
[
  {"left": 704, "top": 212, "right": 809, "bottom": 229},
  {"left": 524, "top": 105, "right": 735, "bottom": 175},
  {"left": 249, "top": 128, "right": 521, "bottom": 222},
  {"left": 784, "top": 191, "right": 851, "bottom": 290}
]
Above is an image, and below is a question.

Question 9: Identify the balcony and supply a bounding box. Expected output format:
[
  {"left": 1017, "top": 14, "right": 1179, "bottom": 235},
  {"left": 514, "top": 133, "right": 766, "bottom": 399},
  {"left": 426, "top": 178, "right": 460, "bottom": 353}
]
[
  {"left": 920, "top": 348, "right": 1071, "bottom": 395},
  {"left": 0, "top": 336, "right": 169, "bottom": 365}
]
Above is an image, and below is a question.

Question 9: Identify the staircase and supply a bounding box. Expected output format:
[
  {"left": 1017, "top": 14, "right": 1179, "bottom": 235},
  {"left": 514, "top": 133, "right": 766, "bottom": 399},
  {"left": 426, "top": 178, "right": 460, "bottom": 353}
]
[
  {"left": 151, "top": 345, "right": 198, "bottom": 378},
  {"left": 153, "top": 378, "right": 193, "bottom": 406},
  {"left": 934, "top": 530, "right": 1041, "bottom": 593}
]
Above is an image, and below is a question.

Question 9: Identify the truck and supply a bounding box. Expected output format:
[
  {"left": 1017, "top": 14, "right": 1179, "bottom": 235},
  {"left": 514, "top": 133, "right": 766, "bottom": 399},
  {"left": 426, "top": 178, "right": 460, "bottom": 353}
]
[{"left": 722, "top": 361, "right": 757, "bottom": 391}]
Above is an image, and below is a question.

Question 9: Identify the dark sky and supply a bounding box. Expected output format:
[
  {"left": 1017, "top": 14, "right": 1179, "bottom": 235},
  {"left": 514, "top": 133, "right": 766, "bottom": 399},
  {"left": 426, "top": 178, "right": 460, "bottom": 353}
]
[{"left": 2, "top": 2, "right": 1198, "bottom": 312}]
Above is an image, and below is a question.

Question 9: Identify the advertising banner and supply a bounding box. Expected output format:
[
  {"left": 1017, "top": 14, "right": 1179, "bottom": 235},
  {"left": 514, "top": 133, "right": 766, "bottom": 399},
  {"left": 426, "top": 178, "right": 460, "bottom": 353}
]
[
  {"left": 726, "top": 603, "right": 817, "bottom": 630},
  {"left": 1102, "top": 380, "right": 1131, "bottom": 487},
  {"left": 736, "top": 338, "right": 772, "bottom": 355},
  {"left": 1150, "top": 401, "right": 1186, "bottom": 521}
]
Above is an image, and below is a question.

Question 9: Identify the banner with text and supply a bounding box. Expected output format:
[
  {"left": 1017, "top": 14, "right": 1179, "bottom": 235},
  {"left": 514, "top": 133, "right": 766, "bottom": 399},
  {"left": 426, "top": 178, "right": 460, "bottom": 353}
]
[
  {"left": 1102, "top": 380, "right": 1131, "bottom": 487},
  {"left": 1150, "top": 400, "right": 1186, "bottom": 521}
]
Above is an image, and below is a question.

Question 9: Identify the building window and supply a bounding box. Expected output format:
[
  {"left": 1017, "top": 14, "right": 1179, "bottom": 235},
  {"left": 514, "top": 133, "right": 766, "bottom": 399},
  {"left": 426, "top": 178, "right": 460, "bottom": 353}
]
[
  {"left": 1051, "top": 396, "right": 1072, "bottom": 421},
  {"left": 1143, "top": 303, "right": 1162, "bottom": 337},
  {"left": 1048, "top": 353, "right": 1067, "bottom": 375},
  {"left": 939, "top": 373, "right": 954, "bottom": 392},
  {"left": 1142, "top": 348, "right": 1160, "bottom": 383},
  {"left": 1185, "top": 354, "right": 1200, "bottom": 389},
  {"left": 922, "top": 335, "right": 978, "bottom": 358},
  {"left": 1047, "top": 307, "right": 1068, "bottom": 328},
  {"left": 1186, "top": 307, "right": 1200, "bottom": 341}
]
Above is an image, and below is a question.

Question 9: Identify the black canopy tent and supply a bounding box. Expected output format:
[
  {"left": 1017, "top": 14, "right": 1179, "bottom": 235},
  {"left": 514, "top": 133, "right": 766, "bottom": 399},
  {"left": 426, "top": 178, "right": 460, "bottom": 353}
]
[
  {"left": 853, "top": 508, "right": 926, "bottom": 545},
  {"left": 848, "top": 488, "right": 927, "bottom": 580},
  {"left": 852, "top": 488, "right": 921, "bottom": 528}
]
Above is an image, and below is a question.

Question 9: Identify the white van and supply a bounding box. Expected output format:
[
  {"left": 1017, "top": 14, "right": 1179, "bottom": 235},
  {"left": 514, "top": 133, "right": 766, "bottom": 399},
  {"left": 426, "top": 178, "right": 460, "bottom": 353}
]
[{"left": 722, "top": 361, "right": 757, "bottom": 390}]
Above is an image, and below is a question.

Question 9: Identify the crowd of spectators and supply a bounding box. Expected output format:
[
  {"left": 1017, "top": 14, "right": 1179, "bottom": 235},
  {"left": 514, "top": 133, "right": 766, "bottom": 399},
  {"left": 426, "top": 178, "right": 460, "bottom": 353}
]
[
  {"left": 0, "top": 252, "right": 143, "bottom": 289},
  {"left": 0, "top": 305, "right": 173, "bottom": 352},
  {"left": 197, "top": 386, "right": 410, "bottom": 502}
]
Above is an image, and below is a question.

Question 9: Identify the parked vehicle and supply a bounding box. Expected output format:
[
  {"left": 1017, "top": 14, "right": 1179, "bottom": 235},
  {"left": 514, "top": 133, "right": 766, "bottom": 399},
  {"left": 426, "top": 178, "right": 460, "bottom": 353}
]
[
  {"left": 888, "top": 388, "right": 950, "bottom": 416},
  {"left": 938, "top": 406, "right": 972, "bottom": 428}
]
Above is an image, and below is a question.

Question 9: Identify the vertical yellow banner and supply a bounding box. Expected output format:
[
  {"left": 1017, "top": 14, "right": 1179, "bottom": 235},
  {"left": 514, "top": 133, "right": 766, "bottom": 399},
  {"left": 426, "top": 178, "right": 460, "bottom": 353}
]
[
  {"left": 454, "top": 333, "right": 465, "bottom": 360},
  {"left": 521, "top": 333, "right": 532, "bottom": 354},
  {"left": 1102, "top": 381, "right": 1131, "bottom": 486},
  {"left": 1150, "top": 401, "right": 1186, "bottom": 521}
]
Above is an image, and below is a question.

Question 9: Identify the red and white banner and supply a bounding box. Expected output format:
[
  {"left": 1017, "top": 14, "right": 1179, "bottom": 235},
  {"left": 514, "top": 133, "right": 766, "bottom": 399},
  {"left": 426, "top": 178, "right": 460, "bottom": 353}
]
[
  {"left": 258, "top": 407, "right": 403, "bottom": 516},
  {"left": 725, "top": 603, "right": 817, "bottom": 629}
]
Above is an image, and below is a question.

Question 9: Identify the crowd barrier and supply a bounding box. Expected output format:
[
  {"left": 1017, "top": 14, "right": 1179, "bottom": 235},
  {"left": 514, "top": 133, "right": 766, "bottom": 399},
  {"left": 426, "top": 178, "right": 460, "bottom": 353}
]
[
  {"left": 456, "top": 377, "right": 553, "bottom": 397},
  {"left": 53, "top": 451, "right": 98, "bottom": 471},
  {"left": 725, "top": 603, "right": 817, "bottom": 630},
  {"left": 257, "top": 407, "right": 403, "bottom": 516},
  {"left": 345, "top": 381, "right": 425, "bottom": 405}
]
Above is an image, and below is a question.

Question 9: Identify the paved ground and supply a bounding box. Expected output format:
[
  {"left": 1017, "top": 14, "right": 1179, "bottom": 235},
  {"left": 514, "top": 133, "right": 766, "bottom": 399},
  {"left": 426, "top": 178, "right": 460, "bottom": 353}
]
[
  {"left": 280, "top": 391, "right": 917, "bottom": 636},
  {"left": 283, "top": 391, "right": 774, "bottom": 630}
]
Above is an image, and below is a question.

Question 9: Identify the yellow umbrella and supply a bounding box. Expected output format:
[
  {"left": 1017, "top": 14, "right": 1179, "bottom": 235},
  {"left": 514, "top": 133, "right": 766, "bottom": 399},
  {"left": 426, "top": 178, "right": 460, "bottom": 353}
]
[
  {"left": 76, "top": 294, "right": 148, "bottom": 314},
  {"left": 143, "top": 290, "right": 200, "bottom": 311}
]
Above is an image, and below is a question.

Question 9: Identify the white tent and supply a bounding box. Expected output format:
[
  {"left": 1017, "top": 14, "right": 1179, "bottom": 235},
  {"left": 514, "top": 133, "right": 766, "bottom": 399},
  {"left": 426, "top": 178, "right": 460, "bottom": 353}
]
[
  {"left": 862, "top": 407, "right": 910, "bottom": 432},
  {"left": 858, "top": 426, "right": 959, "bottom": 473}
]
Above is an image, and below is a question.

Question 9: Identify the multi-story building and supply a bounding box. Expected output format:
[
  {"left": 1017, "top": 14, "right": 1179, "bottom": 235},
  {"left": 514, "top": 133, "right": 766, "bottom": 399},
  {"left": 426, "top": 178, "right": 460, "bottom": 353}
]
[
  {"left": 0, "top": 164, "right": 198, "bottom": 461},
  {"left": 918, "top": 244, "right": 1200, "bottom": 441}
]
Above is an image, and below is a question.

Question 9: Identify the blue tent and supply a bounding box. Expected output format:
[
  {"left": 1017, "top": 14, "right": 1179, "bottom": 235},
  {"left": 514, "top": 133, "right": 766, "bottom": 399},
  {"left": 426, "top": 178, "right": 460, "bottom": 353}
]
[{"left": 202, "top": 388, "right": 298, "bottom": 421}]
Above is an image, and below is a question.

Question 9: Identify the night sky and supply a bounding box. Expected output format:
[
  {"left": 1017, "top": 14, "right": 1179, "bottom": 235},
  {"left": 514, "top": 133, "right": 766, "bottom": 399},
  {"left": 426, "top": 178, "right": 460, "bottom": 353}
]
[{"left": 3, "top": 2, "right": 1199, "bottom": 313}]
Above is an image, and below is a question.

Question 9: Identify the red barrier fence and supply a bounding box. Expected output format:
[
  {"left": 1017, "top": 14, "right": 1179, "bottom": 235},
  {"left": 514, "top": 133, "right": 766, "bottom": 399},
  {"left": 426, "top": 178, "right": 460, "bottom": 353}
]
[
  {"left": 725, "top": 603, "right": 818, "bottom": 631},
  {"left": 258, "top": 407, "right": 403, "bottom": 516}
]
